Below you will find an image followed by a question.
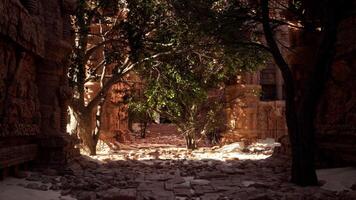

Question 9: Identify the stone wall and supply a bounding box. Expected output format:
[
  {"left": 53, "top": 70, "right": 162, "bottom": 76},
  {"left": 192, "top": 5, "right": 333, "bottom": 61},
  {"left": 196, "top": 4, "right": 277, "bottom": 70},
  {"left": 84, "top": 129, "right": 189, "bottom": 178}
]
[
  {"left": 285, "top": 1, "right": 356, "bottom": 166},
  {"left": 84, "top": 75, "right": 135, "bottom": 147},
  {"left": 0, "top": 0, "right": 78, "bottom": 169},
  {"left": 314, "top": 12, "right": 356, "bottom": 166},
  {"left": 0, "top": 37, "right": 40, "bottom": 169},
  {"left": 105, "top": 82, "right": 131, "bottom": 140},
  {"left": 222, "top": 13, "right": 289, "bottom": 143},
  {"left": 223, "top": 82, "right": 287, "bottom": 143}
]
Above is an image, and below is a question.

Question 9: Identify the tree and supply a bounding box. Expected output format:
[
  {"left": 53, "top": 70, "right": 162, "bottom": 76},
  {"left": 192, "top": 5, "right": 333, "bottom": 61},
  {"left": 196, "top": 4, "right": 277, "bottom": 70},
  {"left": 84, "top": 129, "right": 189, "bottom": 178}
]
[
  {"left": 128, "top": 102, "right": 152, "bottom": 138},
  {"left": 69, "top": 0, "right": 128, "bottom": 155},
  {"left": 259, "top": 0, "right": 351, "bottom": 186},
  {"left": 68, "top": 0, "right": 266, "bottom": 154},
  {"left": 69, "top": 0, "right": 183, "bottom": 154},
  {"left": 169, "top": 0, "right": 351, "bottom": 185},
  {"left": 129, "top": 1, "right": 267, "bottom": 149},
  {"left": 130, "top": 57, "right": 262, "bottom": 149}
]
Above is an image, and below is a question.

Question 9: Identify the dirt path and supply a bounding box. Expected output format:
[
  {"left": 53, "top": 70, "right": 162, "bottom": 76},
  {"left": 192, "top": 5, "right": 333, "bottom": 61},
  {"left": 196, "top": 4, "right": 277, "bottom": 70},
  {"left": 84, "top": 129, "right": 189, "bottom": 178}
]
[{"left": 1, "top": 129, "right": 356, "bottom": 200}]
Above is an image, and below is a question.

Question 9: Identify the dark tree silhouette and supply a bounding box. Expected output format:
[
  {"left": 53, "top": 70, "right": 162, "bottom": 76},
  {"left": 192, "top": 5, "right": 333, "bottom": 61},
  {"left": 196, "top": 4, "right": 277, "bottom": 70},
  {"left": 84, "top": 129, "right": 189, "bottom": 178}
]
[{"left": 261, "top": 0, "right": 351, "bottom": 185}]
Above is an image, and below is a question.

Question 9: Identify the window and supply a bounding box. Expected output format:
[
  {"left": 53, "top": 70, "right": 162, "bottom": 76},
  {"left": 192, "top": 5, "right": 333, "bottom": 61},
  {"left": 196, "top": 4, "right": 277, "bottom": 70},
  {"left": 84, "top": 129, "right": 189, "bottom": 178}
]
[
  {"left": 261, "top": 84, "right": 276, "bottom": 101},
  {"left": 20, "top": 0, "right": 37, "bottom": 14}
]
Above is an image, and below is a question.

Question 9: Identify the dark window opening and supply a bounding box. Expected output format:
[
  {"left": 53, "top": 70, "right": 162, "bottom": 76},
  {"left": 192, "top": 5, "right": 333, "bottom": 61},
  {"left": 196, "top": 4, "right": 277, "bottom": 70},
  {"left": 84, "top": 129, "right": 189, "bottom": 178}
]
[
  {"left": 19, "top": 0, "right": 37, "bottom": 14},
  {"left": 261, "top": 84, "right": 277, "bottom": 101},
  {"left": 159, "top": 117, "right": 172, "bottom": 124}
]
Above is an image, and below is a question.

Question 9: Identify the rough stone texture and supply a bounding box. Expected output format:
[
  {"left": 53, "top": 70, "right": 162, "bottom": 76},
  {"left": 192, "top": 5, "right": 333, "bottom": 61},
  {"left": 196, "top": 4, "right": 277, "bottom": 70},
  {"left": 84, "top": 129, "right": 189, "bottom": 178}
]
[
  {"left": 0, "top": 39, "right": 40, "bottom": 137},
  {"left": 20, "top": 150, "right": 353, "bottom": 200},
  {"left": 223, "top": 77, "right": 287, "bottom": 143},
  {"left": 0, "top": 0, "right": 45, "bottom": 56},
  {"left": 314, "top": 13, "right": 356, "bottom": 166},
  {"left": 5, "top": 131, "right": 354, "bottom": 199},
  {"left": 286, "top": 2, "right": 356, "bottom": 166},
  {"left": 0, "top": 0, "right": 78, "bottom": 169}
]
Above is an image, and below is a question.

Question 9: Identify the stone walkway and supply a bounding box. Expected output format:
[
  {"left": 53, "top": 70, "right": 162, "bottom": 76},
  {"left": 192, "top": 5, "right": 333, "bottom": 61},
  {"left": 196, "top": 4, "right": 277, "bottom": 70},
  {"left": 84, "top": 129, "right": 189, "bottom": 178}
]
[
  {"left": 14, "top": 148, "right": 355, "bottom": 200},
  {"left": 2, "top": 130, "right": 356, "bottom": 200}
]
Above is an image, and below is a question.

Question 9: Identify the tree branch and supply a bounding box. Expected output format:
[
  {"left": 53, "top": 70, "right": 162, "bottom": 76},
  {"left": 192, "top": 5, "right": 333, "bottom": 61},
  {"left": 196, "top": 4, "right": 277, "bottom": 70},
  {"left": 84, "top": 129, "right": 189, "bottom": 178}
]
[
  {"left": 86, "top": 47, "right": 193, "bottom": 112},
  {"left": 261, "top": 0, "right": 298, "bottom": 142},
  {"left": 261, "top": 0, "right": 294, "bottom": 91},
  {"left": 84, "top": 39, "right": 123, "bottom": 63}
]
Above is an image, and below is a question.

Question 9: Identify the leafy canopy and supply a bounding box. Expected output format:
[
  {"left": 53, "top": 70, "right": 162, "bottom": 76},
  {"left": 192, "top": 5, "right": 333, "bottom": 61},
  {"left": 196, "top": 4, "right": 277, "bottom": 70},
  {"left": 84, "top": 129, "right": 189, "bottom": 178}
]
[{"left": 128, "top": 0, "right": 267, "bottom": 135}]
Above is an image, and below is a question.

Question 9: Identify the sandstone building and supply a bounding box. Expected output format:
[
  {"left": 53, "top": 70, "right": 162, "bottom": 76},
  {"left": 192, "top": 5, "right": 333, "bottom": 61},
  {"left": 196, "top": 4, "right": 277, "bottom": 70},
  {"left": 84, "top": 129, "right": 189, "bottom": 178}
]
[{"left": 223, "top": 65, "right": 287, "bottom": 142}]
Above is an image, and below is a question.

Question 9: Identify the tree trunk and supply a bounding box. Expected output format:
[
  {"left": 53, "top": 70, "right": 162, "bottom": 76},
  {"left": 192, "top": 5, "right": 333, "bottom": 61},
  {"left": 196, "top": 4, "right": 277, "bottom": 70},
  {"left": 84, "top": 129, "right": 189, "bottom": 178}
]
[
  {"left": 128, "top": 113, "right": 134, "bottom": 132},
  {"left": 140, "top": 121, "right": 147, "bottom": 138},
  {"left": 91, "top": 95, "right": 106, "bottom": 155},
  {"left": 289, "top": 111, "right": 318, "bottom": 185},
  {"left": 261, "top": 0, "right": 339, "bottom": 186},
  {"left": 291, "top": 1, "right": 339, "bottom": 184},
  {"left": 87, "top": 139, "right": 97, "bottom": 156},
  {"left": 260, "top": 0, "right": 314, "bottom": 186},
  {"left": 76, "top": 112, "right": 98, "bottom": 156},
  {"left": 185, "top": 131, "right": 197, "bottom": 150}
]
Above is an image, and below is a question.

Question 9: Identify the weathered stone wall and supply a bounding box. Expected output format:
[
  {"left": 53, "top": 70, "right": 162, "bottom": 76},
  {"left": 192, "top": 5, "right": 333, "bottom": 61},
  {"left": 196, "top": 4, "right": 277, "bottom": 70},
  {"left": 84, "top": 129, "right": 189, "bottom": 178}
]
[
  {"left": 0, "top": 0, "right": 42, "bottom": 169},
  {"left": 314, "top": 12, "right": 356, "bottom": 166},
  {"left": 0, "top": 37, "right": 40, "bottom": 169},
  {"left": 0, "top": 0, "right": 45, "bottom": 56},
  {"left": 0, "top": 39, "right": 40, "bottom": 138},
  {"left": 0, "top": 0, "right": 78, "bottom": 169},
  {"left": 286, "top": 2, "right": 356, "bottom": 166},
  {"left": 84, "top": 77, "right": 133, "bottom": 146},
  {"left": 223, "top": 82, "right": 287, "bottom": 143},
  {"left": 222, "top": 8, "right": 289, "bottom": 144},
  {"left": 105, "top": 82, "right": 130, "bottom": 138}
]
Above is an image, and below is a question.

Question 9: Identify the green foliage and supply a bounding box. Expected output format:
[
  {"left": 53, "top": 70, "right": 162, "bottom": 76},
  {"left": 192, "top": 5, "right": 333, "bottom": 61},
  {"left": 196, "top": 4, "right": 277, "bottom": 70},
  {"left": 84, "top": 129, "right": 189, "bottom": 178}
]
[
  {"left": 70, "top": 0, "right": 269, "bottom": 150},
  {"left": 125, "top": 0, "right": 269, "bottom": 148}
]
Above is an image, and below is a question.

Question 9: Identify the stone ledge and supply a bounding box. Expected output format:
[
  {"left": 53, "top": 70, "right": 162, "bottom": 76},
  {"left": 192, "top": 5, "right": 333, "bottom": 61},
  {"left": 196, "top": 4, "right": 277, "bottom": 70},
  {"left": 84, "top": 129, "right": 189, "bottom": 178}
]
[{"left": 0, "top": 144, "right": 38, "bottom": 169}]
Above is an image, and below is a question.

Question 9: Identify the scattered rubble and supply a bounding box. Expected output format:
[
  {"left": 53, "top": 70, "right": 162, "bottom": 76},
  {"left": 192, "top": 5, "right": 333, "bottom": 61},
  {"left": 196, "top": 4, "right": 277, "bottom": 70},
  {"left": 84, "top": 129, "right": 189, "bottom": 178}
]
[
  {"left": 10, "top": 155, "right": 355, "bottom": 200},
  {"left": 2, "top": 134, "right": 355, "bottom": 200}
]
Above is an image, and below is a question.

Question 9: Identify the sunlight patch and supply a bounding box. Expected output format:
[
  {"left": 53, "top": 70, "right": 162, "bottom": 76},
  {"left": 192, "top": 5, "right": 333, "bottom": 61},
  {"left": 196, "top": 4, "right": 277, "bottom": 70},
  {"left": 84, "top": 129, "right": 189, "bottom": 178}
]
[{"left": 84, "top": 140, "right": 277, "bottom": 162}]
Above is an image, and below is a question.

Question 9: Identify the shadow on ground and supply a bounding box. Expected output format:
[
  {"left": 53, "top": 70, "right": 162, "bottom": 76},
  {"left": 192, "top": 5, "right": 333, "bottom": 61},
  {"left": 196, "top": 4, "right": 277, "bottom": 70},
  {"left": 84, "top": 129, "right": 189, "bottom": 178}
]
[{"left": 3, "top": 153, "right": 352, "bottom": 200}]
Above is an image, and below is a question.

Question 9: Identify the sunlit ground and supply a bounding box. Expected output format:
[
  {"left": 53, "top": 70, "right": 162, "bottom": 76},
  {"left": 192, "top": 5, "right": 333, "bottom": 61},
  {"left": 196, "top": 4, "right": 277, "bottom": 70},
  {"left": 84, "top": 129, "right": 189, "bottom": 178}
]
[
  {"left": 81, "top": 138, "right": 280, "bottom": 162},
  {"left": 4, "top": 133, "right": 356, "bottom": 200}
]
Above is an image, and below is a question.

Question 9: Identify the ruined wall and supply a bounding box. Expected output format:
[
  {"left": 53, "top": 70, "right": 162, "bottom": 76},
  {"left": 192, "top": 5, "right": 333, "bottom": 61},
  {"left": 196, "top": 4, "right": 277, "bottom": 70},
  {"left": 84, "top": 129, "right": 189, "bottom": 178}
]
[
  {"left": 223, "top": 79, "right": 287, "bottom": 144},
  {"left": 0, "top": 38, "right": 40, "bottom": 168},
  {"left": 222, "top": 4, "right": 289, "bottom": 144},
  {"left": 98, "top": 81, "right": 131, "bottom": 144},
  {"left": 84, "top": 77, "right": 133, "bottom": 146},
  {"left": 0, "top": 0, "right": 78, "bottom": 169},
  {"left": 314, "top": 12, "right": 356, "bottom": 165},
  {"left": 286, "top": 1, "right": 356, "bottom": 166}
]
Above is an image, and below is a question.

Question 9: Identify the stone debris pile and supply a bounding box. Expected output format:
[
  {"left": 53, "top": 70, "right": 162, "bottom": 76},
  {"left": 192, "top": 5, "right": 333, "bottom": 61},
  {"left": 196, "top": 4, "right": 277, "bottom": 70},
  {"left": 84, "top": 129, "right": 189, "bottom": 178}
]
[
  {"left": 6, "top": 134, "right": 356, "bottom": 200},
  {"left": 13, "top": 148, "right": 356, "bottom": 200}
]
